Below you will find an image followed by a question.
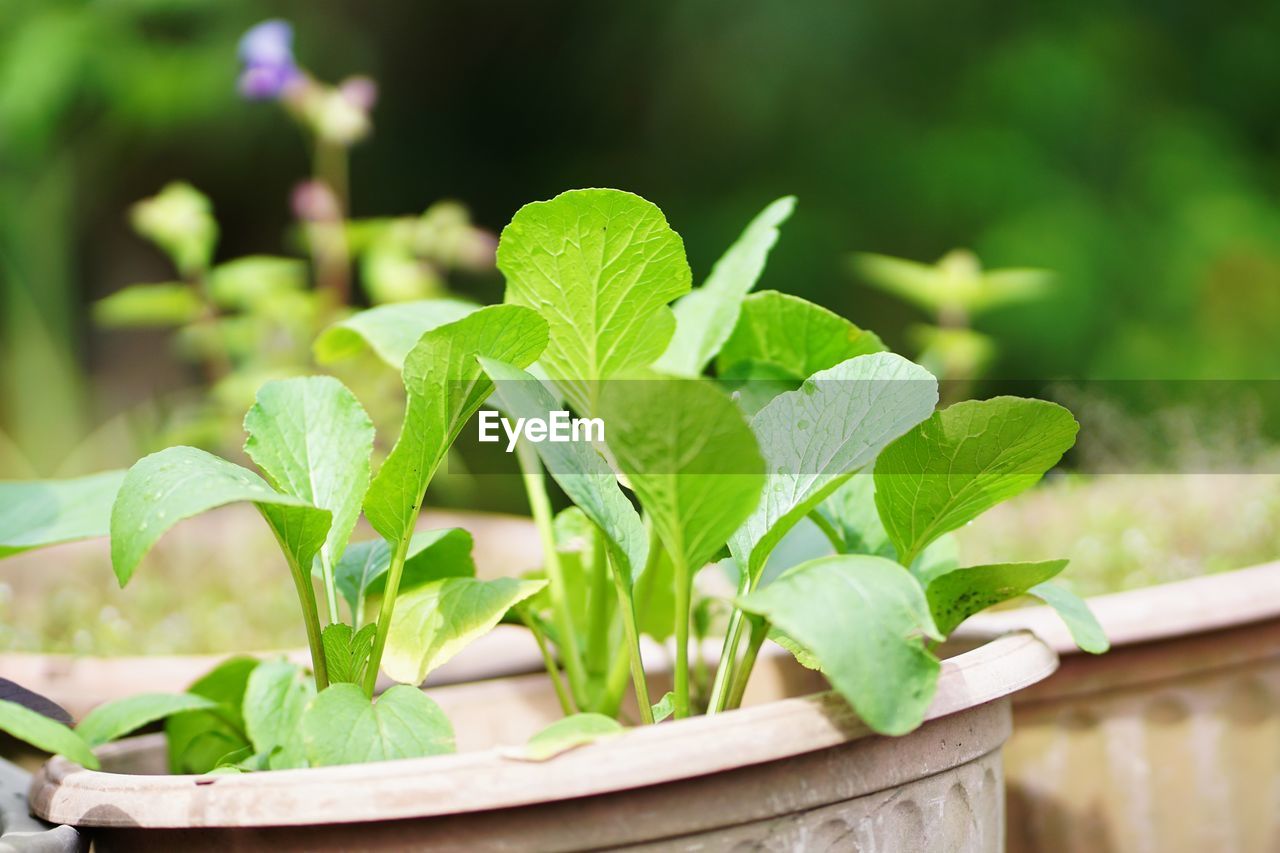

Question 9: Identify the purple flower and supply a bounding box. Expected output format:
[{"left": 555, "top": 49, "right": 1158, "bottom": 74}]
[{"left": 237, "top": 20, "right": 301, "bottom": 100}]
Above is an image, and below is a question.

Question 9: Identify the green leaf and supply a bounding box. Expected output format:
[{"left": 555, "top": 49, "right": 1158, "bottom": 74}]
[
  {"left": 1029, "top": 582, "right": 1110, "bottom": 654},
  {"left": 242, "top": 660, "right": 316, "bottom": 770},
  {"left": 729, "top": 353, "right": 938, "bottom": 583},
  {"left": 480, "top": 357, "right": 648, "bottom": 582},
  {"left": 716, "top": 291, "right": 886, "bottom": 382},
  {"left": 93, "top": 283, "right": 203, "bottom": 327},
  {"left": 313, "top": 298, "right": 479, "bottom": 368},
  {"left": 769, "top": 627, "right": 821, "bottom": 671},
  {"left": 77, "top": 693, "right": 218, "bottom": 748},
  {"left": 601, "top": 377, "right": 764, "bottom": 577},
  {"left": 130, "top": 182, "right": 217, "bottom": 277},
  {"left": 499, "top": 188, "right": 692, "bottom": 415},
  {"left": 331, "top": 528, "right": 476, "bottom": 618},
  {"left": 737, "top": 555, "right": 941, "bottom": 736},
  {"left": 0, "top": 470, "right": 124, "bottom": 559},
  {"left": 874, "top": 397, "right": 1079, "bottom": 566},
  {"left": 383, "top": 577, "right": 547, "bottom": 685},
  {"left": 166, "top": 657, "right": 258, "bottom": 775},
  {"left": 655, "top": 196, "right": 796, "bottom": 377},
  {"left": 321, "top": 623, "right": 378, "bottom": 685},
  {"left": 244, "top": 377, "right": 374, "bottom": 576},
  {"left": 817, "top": 476, "right": 960, "bottom": 579},
  {"left": 0, "top": 699, "right": 98, "bottom": 769},
  {"left": 650, "top": 693, "right": 675, "bottom": 723},
  {"left": 925, "top": 560, "right": 1069, "bottom": 638},
  {"left": 208, "top": 256, "right": 307, "bottom": 311},
  {"left": 509, "top": 713, "right": 624, "bottom": 761},
  {"left": 110, "top": 446, "right": 331, "bottom": 587},
  {"left": 363, "top": 305, "right": 548, "bottom": 545},
  {"left": 303, "top": 683, "right": 454, "bottom": 767}
]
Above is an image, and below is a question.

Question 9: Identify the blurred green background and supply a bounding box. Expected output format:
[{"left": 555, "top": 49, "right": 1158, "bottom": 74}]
[
  {"left": 6, "top": 0, "right": 1280, "bottom": 652},
  {"left": 8, "top": 0, "right": 1280, "bottom": 477}
]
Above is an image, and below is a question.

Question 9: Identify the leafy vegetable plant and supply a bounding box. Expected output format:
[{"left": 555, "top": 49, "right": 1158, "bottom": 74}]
[{"left": 0, "top": 186, "right": 1105, "bottom": 777}]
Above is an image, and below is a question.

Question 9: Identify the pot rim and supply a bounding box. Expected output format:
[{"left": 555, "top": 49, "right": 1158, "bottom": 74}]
[
  {"left": 955, "top": 559, "right": 1280, "bottom": 654},
  {"left": 29, "top": 632, "right": 1056, "bottom": 830}
]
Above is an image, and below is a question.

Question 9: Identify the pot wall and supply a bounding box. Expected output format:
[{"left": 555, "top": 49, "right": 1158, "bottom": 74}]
[
  {"left": 31, "top": 635, "right": 1058, "bottom": 852},
  {"left": 958, "top": 562, "right": 1280, "bottom": 853}
]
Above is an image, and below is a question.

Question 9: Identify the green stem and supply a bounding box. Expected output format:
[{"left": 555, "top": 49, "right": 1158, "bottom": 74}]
[
  {"left": 525, "top": 611, "right": 574, "bottom": 716},
  {"left": 517, "top": 441, "right": 588, "bottom": 710},
  {"left": 586, "top": 526, "right": 611, "bottom": 680},
  {"left": 672, "top": 551, "right": 692, "bottom": 719},
  {"left": 707, "top": 574, "right": 751, "bottom": 714},
  {"left": 808, "top": 510, "right": 845, "bottom": 553},
  {"left": 726, "top": 617, "right": 768, "bottom": 711},
  {"left": 610, "top": 554, "right": 653, "bottom": 724},
  {"left": 318, "top": 554, "right": 340, "bottom": 625},
  {"left": 265, "top": 519, "right": 329, "bottom": 691},
  {"left": 599, "top": 640, "right": 633, "bottom": 719},
  {"left": 362, "top": 534, "right": 410, "bottom": 697}
]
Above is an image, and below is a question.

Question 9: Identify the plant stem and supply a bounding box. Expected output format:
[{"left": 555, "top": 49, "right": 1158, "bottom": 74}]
[
  {"left": 726, "top": 617, "right": 768, "bottom": 711},
  {"left": 610, "top": 554, "right": 653, "bottom": 724},
  {"left": 599, "top": 641, "right": 633, "bottom": 719},
  {"left": 318, "top": 554, "right": 341, "bottom": 625},
  {"left": 264, "top": 517, "right": 329, "bottom": 692},
  {"left": 525, "top": 611, "right": 574, "bottom": 716},
  {"left": 312, "top": 139, "right": 351, "bottom": 310},
  {"left": 362, "top": 534, "right": 410, "bottom": 696},
  {"left": 707, "top": 575, "right": 750, "bottom": 714},
  {"left": 672, "top": 551, "right": 692, "bottom": 719},
  {"left": 517, "top": 441, "right": 588, "bottom": 710},
  {"left": 586, "top": 526, "right": 611, "bottom": 681},
  {"left": 808, "top": 509, "right": 845, "bottom": 553}
]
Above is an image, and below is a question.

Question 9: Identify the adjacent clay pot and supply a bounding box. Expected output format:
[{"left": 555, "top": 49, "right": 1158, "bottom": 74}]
[
  {"left": 0, "top": 756, "right": 84, "bottom": 852},
  {"left": 955, "top": 561, "right": 1280, "bottom": 853},
  {"left": 29, "top": 633, "right": 1056, "bottom": 852},
  {"left": 0, "top": 509, "right": 544, "bottom": 721}
]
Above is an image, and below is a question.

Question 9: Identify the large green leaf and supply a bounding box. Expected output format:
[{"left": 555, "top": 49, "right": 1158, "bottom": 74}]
[
  {"left": 303, "top": 683, "right": 454, "bottom": 767},
  {"left": 110, "top": 447, "right": 331, "bottom": 587},
  {"left": 716, "top": 291, "right": 886, "bottom": 382},
  {"left": 925, "top": 560, "right": 1068, "bottom": 637},
  {"left": 480, "top": 357, "right": 648, "bottom": 582},
  {"left": 601, "top": 377, "right": 764, "bottom": 577},
  {"left": 0, "top": 699, "right": 98, "bottom": 769},
  {"left": 382, "top": 577, "right": 547, "bottom": 685},
  {"left": 1029, "top": 582, "right": 1110, "bottom": 654},
  {"left": 242, "top": 660, "right": 316, "bottom": 770},
  {"left": 331, "top": 528, "right": 475, "bottom": 617},
  {"left": 509, "top": 713, "right": 624, "bottom": 761},
  {"left": 737, "top": 555, "right": 941, "bottom": 736},
  {"left": 312, "top": 298, "right": 478, "bottom": 368},
  {"left": 165, "top": 657, "right": 258, "bottom": 775},
  {"left": 363, "top": 305, "right": 548, "bottom": 544},
  {"left": 0, "top": 470, "right": 124, "bottom": 559},
  {"left": 499, "top": 188, "right": 692, "bottom": 415},
  {"left": 77, "top": 693, "right": 218, "bottom": 748},
  {"left": 655, "top": 196, "right": 796, "bottom": 377},
  {"left": 729, "top": 353, "right": 938, "bottom": 583},
  {"left": 244, "top": 377, "right": 374, "bottom": 582},
  {"left": 874, "top": 397, "right": 1079, "bottom": 566}
]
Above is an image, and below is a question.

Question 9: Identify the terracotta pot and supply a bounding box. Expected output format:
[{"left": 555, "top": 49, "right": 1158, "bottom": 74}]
[
  {"left": 0, "top": 509, "right": 545, "bottom": 721},
  {"left": 1, "top": 756, "right": 84, "bottom": 852},
  {"left": 954, "top": 561, "right": 1280, "bottom": 853},
  {"left": 29, "top": 633, "right": 1056, "bottom": 852}
]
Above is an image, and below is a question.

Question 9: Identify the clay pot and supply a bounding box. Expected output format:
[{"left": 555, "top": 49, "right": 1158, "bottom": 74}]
[
  {"left": 955, "top": 561, "right": 1280, "bottom": 853},
  {"left": 28, "top": 633, "right": 1055, "bottom": 852}
]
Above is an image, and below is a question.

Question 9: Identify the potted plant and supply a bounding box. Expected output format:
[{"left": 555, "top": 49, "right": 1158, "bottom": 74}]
[{"left": 10, "top": 188, "right": 1102, "bottom": 850}]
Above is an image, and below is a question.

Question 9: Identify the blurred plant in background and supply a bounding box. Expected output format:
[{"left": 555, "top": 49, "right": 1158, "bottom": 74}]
[
  {"left": 851, "top": 250, "right": 1051, "bottom": 399},
  {"left": 87, "top": 19, "right": 495, "bottom": 456}
]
